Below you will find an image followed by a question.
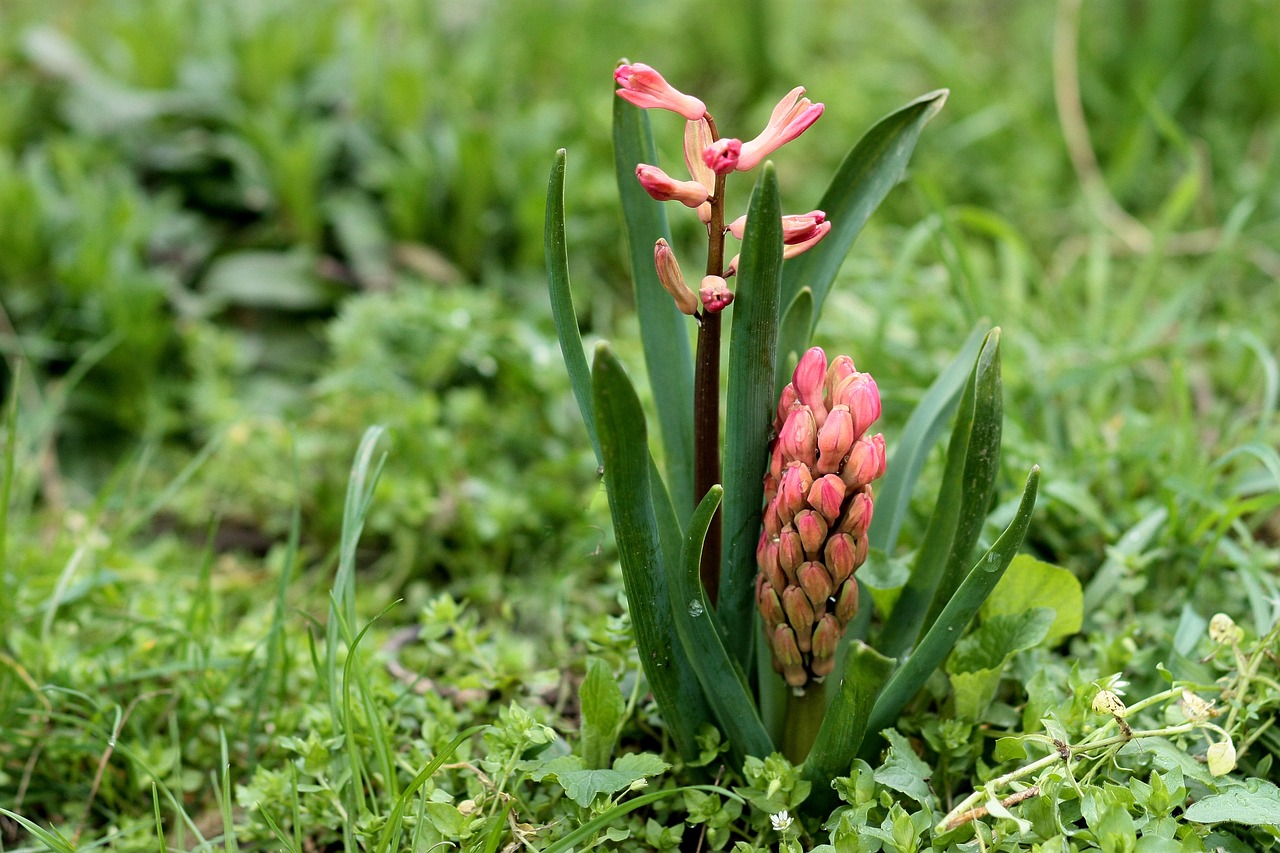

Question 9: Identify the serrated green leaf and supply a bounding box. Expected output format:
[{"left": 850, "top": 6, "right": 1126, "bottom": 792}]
[
  {"left": 720, "top": 163, "right": 783, "bottom": 667},
  {"left": 982, "top": 555, "right": 1083, "bottom": 647},
  {"left": 670, "top": 485, "right": 774, "bottom": 768},
  {"left": 544, "top": 149, "right": 600, "bottom": 465},
  {"left": 873, "top": 730, "right": 935, "bottom": 807},
  {"left": 613, "top": 99, "right": 694, "bottom": 519},
  {"left": 592, "top": 344, "right": 711, "bottom": 761},
  {"left": 780, "top": 89, "right": 948, "bottom": 337},
  {"left": 860, "top": 466, "right": 1040, "bottom": 759},
  {"left": 580, "top": 657, "right": 626, "bottom": 769}
]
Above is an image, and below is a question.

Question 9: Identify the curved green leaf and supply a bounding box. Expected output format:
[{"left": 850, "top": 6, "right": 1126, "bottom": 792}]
[
  {"left": 672, "top": 485, "right": 774, "bottom": 768},
  {"left": 801, "top": 641, "right": 896, "bottom": 816},
  {"left": 544, "top": 149, "right": 600, "bottom": 465},
  {"left": 781, "top": 89, "right": 949, "bottom": 335},
  {"left": 374, "top": 725, "right": 487, "bottom": 853},
  {"left": 720, "top": 164, "right": 783, "bottom": 666},
  {"left": 870, "top": 322, "right": 989, "bottom": 555},
  {"left": 541, "top": 784, "right": 743, "bottom": 853},
  {"left": 614, "top": 99, "right": 694, "bottom": 520},
  {"left": 773, "top": 287, "right": 814, "bottom": 400},
  {"left": 879, "top": 328, "right": 1001, "bottom": 657},
  {"left": 860, "top": 466, "right": 1041, "bottom": 761},
  {"left": 592, "top": 344, "right": 710, "bottom": 760}
]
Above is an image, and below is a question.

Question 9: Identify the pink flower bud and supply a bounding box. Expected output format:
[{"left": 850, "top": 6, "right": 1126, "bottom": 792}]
[
  {"left": 774, "top": 384, "right": 800, "bottom": 432},
  {"left": 699, "top": 275, "right": 734, "bottom": 313},
  {"left": 833, "top": 373, "right": 881, "bottom": 437},
  {"left": 841, "top": 434, "right": 887, "bottom": 490},
  {"left": 825, "top": 355, "right": 857, "bottom": 399},
  {"left": 837, "top": 488, "right": 874, "bottom": 538},
  {"left": 702, "top": 138, "right": 741, "bottom": 175},
  {"left": 781, "top": 221, "right": 832, "bottom": 259},
  {"left": 737, "top": 86, "right": 824, "bottom": 171},
  {"left": 771, "top": 625, "right": 807, "bottom": 687},
  {"left": 798, "top": 560, "right": 834, "bottom": 610},
  {"left": 782, "top": 587, "right": 815, "bottom": 652},
  {"left": 763, "top": 497, "right": 782, "bottom": 538},
  {"left": 777, "top": 462, "right": 813, "bottom": 525},
  {"left": 636, "top": 164, "right": 711, "bottom": 208},
  {"left": 793, "top": 509, "right": 828, "bottom": 557},
  {"left": 614, "top": 62, "right": 706, "bottom": 120},
  {"left": 816, "top": 405, "right": 854, "bottom": 474},
  {"left": 777, "top": 527, "right": 804, "bottom": 576},
  {"left": 778, "top": 406, "right": 818, "bottom": 469},
  {"left": 833, "top": 578, "right": 859, "bottom": 624},
  {"left": 757, "top": 531, "right": 786, "bottom": 593},
  {"left": 653, "top": 238, "right": 698, "bottom": 315},
  {"left": 824, "top": 533, "right": 859, "bottom": 585},
  {"left": 782, "top": 210, "right": 827, "bottom": 244},
  {"left": 767, "top": 440, "right": 786, "bottom": 498},
  {"left": 683, "top": 119, "right": 715, "bottom": 197},
  {"left": 758, "top": 575, "right": 786, "bottom": 624},
  {"left": 806, "top": 474, "right": 846, "bottom": 523},
  {"left": 791, "top": 348, "right": 828, "bottom": 425},
  {"left": 811, "top": 613, "right": 842, "bottom": 665}
]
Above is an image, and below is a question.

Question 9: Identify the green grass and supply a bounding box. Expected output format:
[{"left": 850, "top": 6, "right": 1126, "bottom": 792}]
[{"left": 1, "top": 0, "right": 1278, "bottom": 849}]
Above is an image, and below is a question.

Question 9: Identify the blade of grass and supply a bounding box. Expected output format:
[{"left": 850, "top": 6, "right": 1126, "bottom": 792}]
[
  {"left": 614, "top": 98, "right": 695, "bottom": 520},
  {"left": 592, "top": 343, "right": 711, "bottom": 761},
  {"left": 878, "top": 328, "right": 1001, "bottom": 657},
  {"left": 720, "top": 163, "right": 783, "bottom": 666},
  {"left": 541, "top": 785, "right": 743, "bottom": 853},
  {"left": 780, "top": 89, "right": 949, "bottom": 343},
  {"left": 0, "top": 359, "right": 18, "bottom": 637},
  {"left": 545, "top": 148, "right": 601, "bottom": 465},
  {"left": 860, "top": 466, "right": 1040, "bottom": 761},
  {"left": 870, "top": 323, "right": 989, "bottom": 556},
  {"left": 374, "top": 725, "right": 487, "bottom": 853},
  {"left": 672, "top": 485, "right": 774, "bottom": 768},
  {"left": 801, "top": 641, "right": 896, "bottom": 815}
]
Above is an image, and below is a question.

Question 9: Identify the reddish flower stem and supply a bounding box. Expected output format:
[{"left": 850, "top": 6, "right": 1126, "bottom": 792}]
[{"left": 694, "top": 118, "right": 727, "bottom": 606}]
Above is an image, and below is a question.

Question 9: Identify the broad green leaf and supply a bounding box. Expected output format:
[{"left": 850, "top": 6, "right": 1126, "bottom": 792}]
[
  {"left": 720, "top": 163, "right": 783, "bottom": 665},
  {"left": 592, "top": 344, "right": 711, "bottom": 760},
  {"left": 780, "top": 89, "right": 949, "bottom": 338},
  {"left": 547, "top": 752, "right": 671, "bottom": 808},
  {"left": 670, "top": 485, "right": 774, "bottom": 768},
  {"left": 981, "top": 555, "right": 1083, "bottom": 647},
  {"left": 613, "top": 99, "right": 694, "bottom": 519},
  {"left": 860, "top": 466, "right": 1040, "bottom": 760},
  {"left": 879, "top": 328, "right": 1002, "bottom": 657},
  {"left": 801, "top": 642, "right": 895, "bottom": 816},
  {"left": 1185, "top": 780, "right": 1280, "bottom": 827},
  {"left": 870, "top": 323, "right": 989, "bottom": 556},
  {"left": 544, "top": 149, "right": 600, "bottom": 465},
  {"left": 873, "top": 729, "right": 936, "bottom": 807},
  {"left": 579, "top": 657, "right": 626, "bottom": 769},
  {"left": 947, "top": 608, "right": 1054, "bottom": 721},
  {"left": 774, "top": 287, "right": 814, "bottom": 399}
]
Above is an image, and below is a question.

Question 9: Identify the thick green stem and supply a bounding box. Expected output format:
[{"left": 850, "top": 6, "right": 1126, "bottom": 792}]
[
  {"left": 695, "top": 119, "right": 728, "bottom": 604},
  {"left": 782, "top": 685, "right": 826, "bottom": 763}
]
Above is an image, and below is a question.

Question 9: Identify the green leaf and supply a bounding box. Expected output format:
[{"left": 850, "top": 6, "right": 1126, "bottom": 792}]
[
  {"left": 780, "top": 89, "right": 949, "bottom": 340},
  {"left": 613, "top": 98, "right": 694, "bottom": 519},
  {"left": 669, "top": 485, "right": 774, "bottom": 768},
  {"left": 870, "top": 323, "right": 989, "bottom": 556},
  {"left": 1184, "top": 780, "right": 1280, "bottom": 827},
  {"left": 774, "top": 287, "right": 814, "bottom": 399},
  {"left": 544, "top": 149, "right": 601, "bottom": 465},
  {"left": 592, "top": 344, "right": 711, "bottom": 761},
  {"left": 580, "top": 657, "right": 626, "bottom": 769},
  {"left": 947, "top": 608, "right": 1054, "bottom": 721},
  {"left": 551, "top": 752, "right": 672, "bottom": 808},
  {"left": 860, "top": 466, "right": 1040, "bottom": 760},
  {"left": 873, "top": 729, "right": 935, "bottom": 807},
  {"left": 981, "top": 555, "right": 1083, "bottom": 647},
  {"left": 720, "top": 163, "right": 783, "bottom": 667},
  {"left": 0, "top": 809, "right": 76, "bottom": 853},
  {"left": 880, "top": 328, "right": 1002, "bottom": 657},
  {"left": 200, "top": 249, "right": 335, "bottom": 312},
  {"left": 801, "top": 641, "right": 896, "bottom": 816},
  {"left": 540, "top": 784, "right": 743, "bottom": 853}
]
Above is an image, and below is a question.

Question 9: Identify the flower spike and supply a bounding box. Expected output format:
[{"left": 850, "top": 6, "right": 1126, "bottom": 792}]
[
  {"left": 737, "top": 87, "right": 824, "bottom": 171},
  {"left": 614, "top": 62, "right": 706, "bottom": 120}
]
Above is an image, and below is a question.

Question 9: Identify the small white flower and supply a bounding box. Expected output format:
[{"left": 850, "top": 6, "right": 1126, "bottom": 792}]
[{"left": 770, "top": 810, "right": 793, "bottom": 832}]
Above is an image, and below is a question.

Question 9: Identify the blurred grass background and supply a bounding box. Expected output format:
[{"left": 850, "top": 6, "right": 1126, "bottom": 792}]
[{"left": 0, "top": 0, "right": 1277, "bottom": 843}]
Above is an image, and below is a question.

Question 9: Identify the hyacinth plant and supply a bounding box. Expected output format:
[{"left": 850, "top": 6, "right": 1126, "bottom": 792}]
[{"left": 545, "top": 62, "right": 1041, "bottom": 814}]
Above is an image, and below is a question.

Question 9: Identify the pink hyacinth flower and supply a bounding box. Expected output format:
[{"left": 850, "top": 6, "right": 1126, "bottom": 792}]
[
  {"left": 699, "top": 275, "right": 734, "bottom": 313},
  {"left": 737, "top": 87, "right": 824, "bottom": 171},
  {"left": 615, "top": 63, "right": 706, "bottom": 121},
  {"left": 635, "top": 164, "right": 711, "bottom": 208},
  {"left": 702, "top": 138, "right": 741, "bottom": 175}
]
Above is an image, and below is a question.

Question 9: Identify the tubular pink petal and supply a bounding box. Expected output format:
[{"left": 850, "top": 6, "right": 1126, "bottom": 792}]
[
  {"left": 811, "top": 613, "right": 842, "bottom": 662},
  {"left": 781, "top": 221, "right": 832, "bottom": 259},
  {"left": 825, "top": 355, "right": 857, "bottom": 400},
  {"left": 833, "top": 372, "right": 882, "bottom": 437},
  {"left": 777, "top": 527, "right": 804, "bottom": 577},
  {"left": 816, "top": 406, "right": 855, "bottom": 474},
  {"left": 837, "top": 489, "right": 874, "bottom": 538},
  {"left": 702, "top": 137, "right": 741, "bottom": 175},
  {"left": 806, "top": 474, "right": 846, "bottom": 523},
  {"left": 779, "top": 406, "right": 818, "bottom": 469},
  {"left": 782, "top": 588, "right": 815, "bottom": 652},
  {"left": 653, "top": 238, "right": 699, "bottom": 315},
  {"left": 727, "top": 214, "right": 748, "bottom": 240},
  {"left": 782, "top": 210, "right": 827, "bottom": 243},
  {"left": 824, "top": 533, "right": 859, "bottom": 586},
  {"left": 614, "top": 62, "right": 706, "bottom": 120},
  {"left": 777, "top": 462, "right": 813, "bottom": 525},
  {"left": 833, "top": 578, "right": 859, "bottom": 624},
  {"left": 736, "top": 87, "right": 825, "bottom": 171},
  {"left": 793, "top": 509, "right": 828, "bottom": 557},
  {"left": 699, "top": 275, "right": 734, "bottom": 313},
  {"left": 840, "top": 434, "right": 887, "bottom": 491},
  {"left": 636, "top": 164, "right": 711, "bottom": 208},
  {"left": 798, "top": 561, "right": 834, "bottom": 610},
  {"left": 791, "top": 347, "right": 828, "bottom": 422},
  {"left": 683, "top": 119, "right": 715, "bottom": 194}
]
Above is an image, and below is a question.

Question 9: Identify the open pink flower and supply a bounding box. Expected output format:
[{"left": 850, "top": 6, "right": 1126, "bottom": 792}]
[
  {"left": 614, "top": 63, "right": 706, "bottom": 120},
  {"left": 727, "top": 210, "right": 827, "bottom": 243},
  {"left": 635, "top": 164, "right": 711, "bottom": 208},
  {"left": 702, "top": 138, "right": 741, "bottom": 175},
  {"left": 737, "top": 87, "right": 824, "bottom": 171},
  {"left": 699, "top": 275, "right": 734, "bottom": 313}
]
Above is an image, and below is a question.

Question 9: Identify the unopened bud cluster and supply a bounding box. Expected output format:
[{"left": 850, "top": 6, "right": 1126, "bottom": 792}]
[
  {"left": 615, "top": 62, "right": 832, "bottom": 317},
  {"left": 756, "top": 347, "right": 886, "bottom": 688}
]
